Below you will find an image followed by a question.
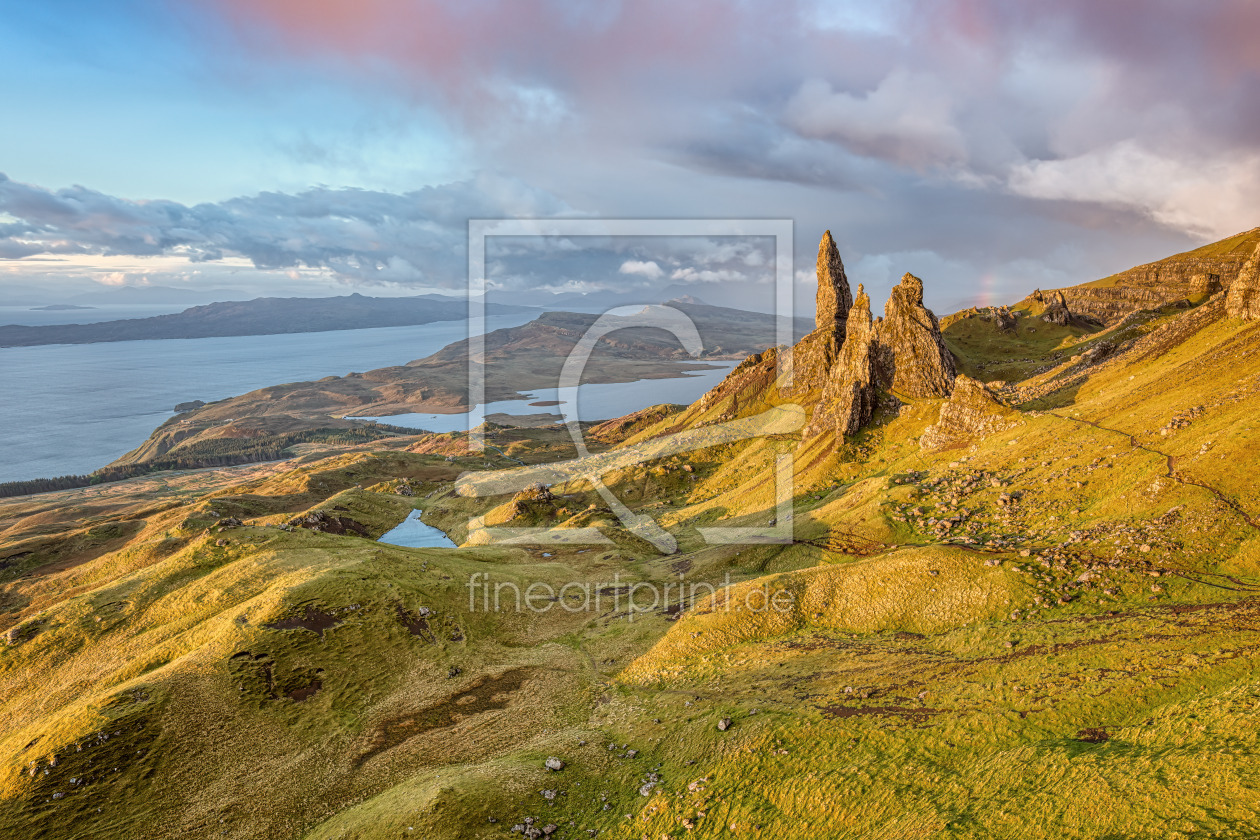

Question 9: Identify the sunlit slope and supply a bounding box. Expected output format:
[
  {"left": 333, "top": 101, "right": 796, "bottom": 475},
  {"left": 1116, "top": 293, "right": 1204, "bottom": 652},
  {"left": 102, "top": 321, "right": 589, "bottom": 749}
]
[{"left": 2, "top": 284, "right": 1260, "bottom": 837}]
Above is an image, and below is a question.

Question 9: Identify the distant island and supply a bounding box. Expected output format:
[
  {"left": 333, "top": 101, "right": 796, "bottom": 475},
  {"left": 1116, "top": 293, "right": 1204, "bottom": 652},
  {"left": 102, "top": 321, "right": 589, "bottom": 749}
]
[
  {"left": 28, "top": 304, "right": 97, "bottom": 311},
  {"left": 0, "top": 293, "right": 534, "bottom": 347}
]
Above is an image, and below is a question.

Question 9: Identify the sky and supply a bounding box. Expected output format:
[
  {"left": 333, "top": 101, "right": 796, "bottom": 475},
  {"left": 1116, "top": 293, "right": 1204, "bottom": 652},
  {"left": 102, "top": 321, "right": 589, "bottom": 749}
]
[{"left": 2, "top": 0, "right": 1258, "bottom": 315}]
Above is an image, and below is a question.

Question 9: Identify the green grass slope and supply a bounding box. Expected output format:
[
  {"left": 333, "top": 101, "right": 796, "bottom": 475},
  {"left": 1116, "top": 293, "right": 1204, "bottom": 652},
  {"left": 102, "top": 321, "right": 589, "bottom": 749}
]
[{"left": 2, "top": 280, "right": 1260, "bottom": 838}]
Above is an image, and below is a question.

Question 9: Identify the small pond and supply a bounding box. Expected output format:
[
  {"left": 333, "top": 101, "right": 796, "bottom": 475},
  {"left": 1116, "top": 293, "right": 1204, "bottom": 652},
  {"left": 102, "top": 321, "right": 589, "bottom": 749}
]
[{"left": 378, "top": 509, "right": 457, "bottom": 548}]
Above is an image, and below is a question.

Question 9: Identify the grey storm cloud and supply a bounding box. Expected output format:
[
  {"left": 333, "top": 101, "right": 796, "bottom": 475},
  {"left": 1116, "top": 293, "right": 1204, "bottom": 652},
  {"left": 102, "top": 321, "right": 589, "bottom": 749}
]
[{"left": 0, "top": 172, "right": 571, "bottom": 286}]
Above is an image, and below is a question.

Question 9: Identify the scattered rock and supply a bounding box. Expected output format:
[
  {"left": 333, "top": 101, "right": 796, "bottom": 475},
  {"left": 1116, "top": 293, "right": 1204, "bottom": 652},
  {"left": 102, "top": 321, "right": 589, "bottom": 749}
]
[
  {"left": 988, "top": 305, "right": 1017, "bottom": 332},
  {"left": 285, "top": 511, "right": 369, "bottom": 537},
  {"left": 717, "top": 717, "right": 732, "bottom": 731},
  {"left": 545, "top": 757, "right": 564, "bottom": 771}
]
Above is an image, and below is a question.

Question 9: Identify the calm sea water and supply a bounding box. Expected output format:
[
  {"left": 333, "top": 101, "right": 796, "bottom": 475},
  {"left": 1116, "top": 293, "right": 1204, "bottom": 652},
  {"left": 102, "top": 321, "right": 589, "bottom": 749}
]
[
  {"left": 351, "top": 363, "right": 737, "bottom": 433},
  {"left": 0, "top": 316, "right": 734, "bottom": 484},
  {"left": 0, "top": 315, "right": 534, "bottom": 483}
]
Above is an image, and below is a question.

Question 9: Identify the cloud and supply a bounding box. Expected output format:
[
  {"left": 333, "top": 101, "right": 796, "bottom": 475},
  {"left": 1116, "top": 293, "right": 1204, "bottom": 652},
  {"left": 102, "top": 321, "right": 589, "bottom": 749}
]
[
  {"left": 782, "top": 72, "right": 966, "bottom": 169},
  {"left": 9, "top": 0, "right": 1260, "bottom": 314},
  {"left": 669, "top": 267, "right": 752, "bottom": 284},
  {"left": 0, "top": 171, "right": 573, "bottom": 288},
  {"left": 1007, "top": 141, "right": 1260, "bottom": 240},
  {"left": 619, "top": 259, "right": 664, "bottom": 280}
]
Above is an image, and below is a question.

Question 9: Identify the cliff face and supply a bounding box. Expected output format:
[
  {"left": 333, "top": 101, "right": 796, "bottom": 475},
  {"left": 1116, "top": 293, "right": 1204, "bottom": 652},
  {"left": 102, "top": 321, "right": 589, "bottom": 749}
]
[
  {"left": 1226, "top": 242, "right": 1260, "bottom": 321},
  {"left": 1026, "top": 228, "right": 1260, "bottom": 325}
]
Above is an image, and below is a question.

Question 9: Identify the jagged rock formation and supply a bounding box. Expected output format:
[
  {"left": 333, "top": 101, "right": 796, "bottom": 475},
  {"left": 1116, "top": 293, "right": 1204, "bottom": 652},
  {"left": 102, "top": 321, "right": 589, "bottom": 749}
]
[
  {"left": 815, "top": 230, "right": 853, "bottom": 337},
  {"left": 689, "top": 246, "right": 953, "bottom": 446},
  {"left": 1226, "top": 242, "right": 1260, "bottom": 321},
  {"left": 1034, "top": 289, "right": 1104, "bottom": 329},
  {"left": 920, "top": 375, "right": 1016, "bottom": 450},
  {"left": 872, "top": 274, "right": 957, "bottom": 399},
  {"left": 806, "top": 286, "right": 878, "bottom": 438},
  {"left": 989, "top": 305, "right": 1017, "bottom": 332},
  {"left": 1041, "top": 291, "right": 1074, "bottom": 325},
  {"left": 784, "top": 232, "right": 854, "bottom": 395}
]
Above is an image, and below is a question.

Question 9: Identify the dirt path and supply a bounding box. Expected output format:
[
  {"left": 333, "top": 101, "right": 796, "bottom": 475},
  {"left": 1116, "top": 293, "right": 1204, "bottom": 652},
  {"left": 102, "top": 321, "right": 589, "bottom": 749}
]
[{"left": 1050, "top": 412, "right": 1260, "bottom": 531}]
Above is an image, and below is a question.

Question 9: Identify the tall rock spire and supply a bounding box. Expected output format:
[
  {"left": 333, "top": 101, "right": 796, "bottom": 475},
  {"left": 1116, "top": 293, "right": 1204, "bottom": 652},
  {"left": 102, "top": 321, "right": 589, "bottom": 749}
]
[
  {"left": 806, "top": 284, "right": 877, "bottom": 439},
  {"left": 815, "top": 230, "right": 853, "bottom": 334},
  {"left": 872, "top": 273, "right": 957, "bottom": 398},
  {"left": 782, "top": 231, "right": 856, "bottom": 396}
]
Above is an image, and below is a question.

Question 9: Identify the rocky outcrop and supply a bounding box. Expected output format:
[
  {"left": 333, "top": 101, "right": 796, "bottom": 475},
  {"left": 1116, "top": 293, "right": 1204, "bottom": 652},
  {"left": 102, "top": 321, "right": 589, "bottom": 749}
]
[
  {"left": 784, "top": 232, "right": 854, "bottom": 396},
  {"left": 920, "top": 375, "right": 1016, "bottom": 450},
  {"left": 505, "top": 483, "right": 558, "bottom": 522},
  {"left": 1226, "top": 242, "right": 1260, "bottom": 321},
  {"left": 1020, "top": 228, "right": 1260, "bottom": 325},
  {"left": 286, "top": 510, "right": 371, "bottom": 537},
  {"left": 872, "top": 274, "right": 956, "bottom": 399},
  {"left": 815, "top": 230, "right": 853, "bottom": 336},
  {"left": 806, "top": 286, "right": 878, "bottom": 438},
  {"left": 1035, "top": 289, "right": 1103, "bottom": 329},
  {"left": 989, "top": 306, "right": 1017, "bottom": 332},
  {"left": 1041, "top": 291, "right": 1073, "bottom": 325},
  {"left": 1191, "top": 273, "right": 1223, "bottom": 295}
]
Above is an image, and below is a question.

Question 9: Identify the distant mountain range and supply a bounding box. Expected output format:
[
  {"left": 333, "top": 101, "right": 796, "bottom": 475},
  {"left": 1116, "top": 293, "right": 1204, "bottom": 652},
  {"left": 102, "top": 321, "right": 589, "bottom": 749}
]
[{"left": 0, "top": 293, "right": 535, "bottom": 347}]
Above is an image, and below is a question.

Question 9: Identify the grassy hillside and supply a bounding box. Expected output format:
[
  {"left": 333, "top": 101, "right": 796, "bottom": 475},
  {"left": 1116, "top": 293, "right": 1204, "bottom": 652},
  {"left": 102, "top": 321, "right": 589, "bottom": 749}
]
[{"left": 3, "top": 269, "right": 1260, "bottom": 837}]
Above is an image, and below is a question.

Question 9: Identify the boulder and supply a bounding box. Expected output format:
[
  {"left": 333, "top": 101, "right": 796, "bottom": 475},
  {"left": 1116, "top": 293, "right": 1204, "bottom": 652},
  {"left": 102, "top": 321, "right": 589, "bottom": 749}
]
[
  {"left": 806, "top": 285, "right": 878, "bottom": 439},
  {"left": 873, "top": 273, "right": 957, "bottom": 398},
  {"left": 920, "top": 375, "right": 1017, "bottom": 450},
  {"left": 1226, "top": 242, "right": 1260, "bottom": 321}
]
